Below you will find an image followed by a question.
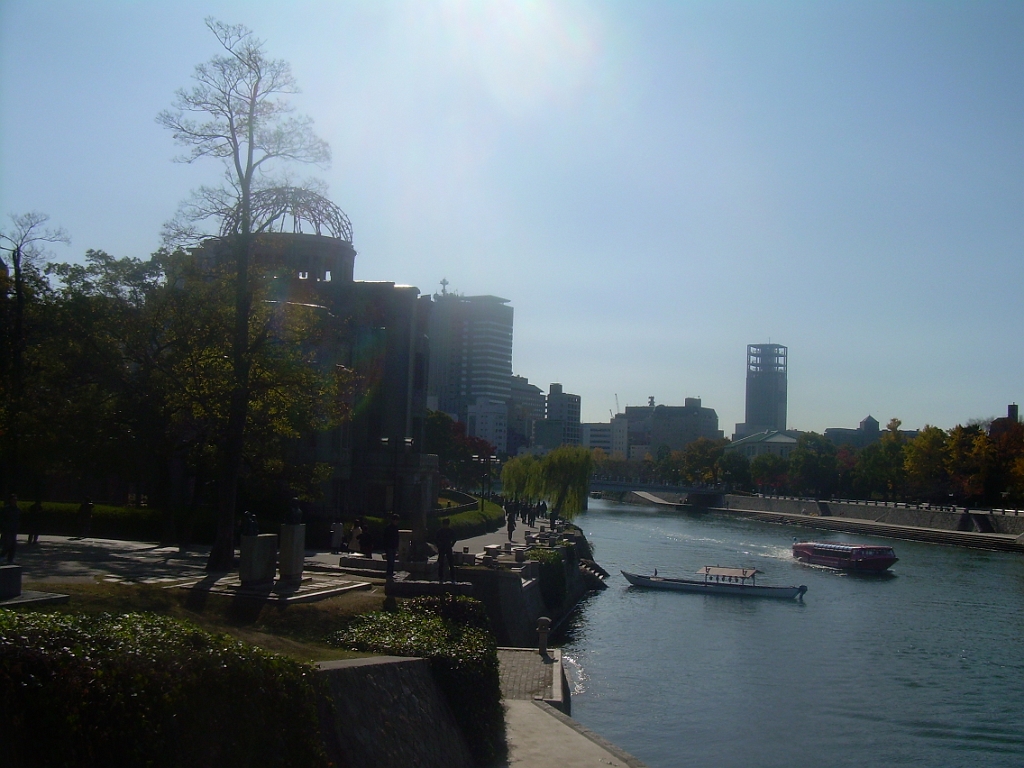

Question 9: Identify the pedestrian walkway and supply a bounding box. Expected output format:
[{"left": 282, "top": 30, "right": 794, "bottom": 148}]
[
  {"left": 501, "top": 700, "right": 649, "bottom": 768},
  {"left": 498, "top": 648, "right": 649, "bottom": 767},
  {"left": 499, "top": 648, "right": 557, "bottom": 702}
]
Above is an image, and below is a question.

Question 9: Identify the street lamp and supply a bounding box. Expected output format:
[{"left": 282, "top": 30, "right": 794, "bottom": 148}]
[
  {"left": 471, "top": 454, "right": 493, "bottom": 510},
  {"left": 380, "top": 436, "right": 413, "bottom": 515}
]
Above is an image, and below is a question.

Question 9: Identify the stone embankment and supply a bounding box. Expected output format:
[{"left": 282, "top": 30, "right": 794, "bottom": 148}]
[
  {"left": 627, "top": 491, "right": 1024, "bottom": 551},
  {"left": 317, "top": 657, "right": 474, "bottom": 768}
]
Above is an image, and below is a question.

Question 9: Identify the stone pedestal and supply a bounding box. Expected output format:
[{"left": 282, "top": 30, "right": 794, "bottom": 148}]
[
  {"left": 279, "top": 524, "right": 306, "bottom": 582},
  {"left": 0, "top": 565, "right": 22, "bottom": 599},
  {"left": 240, "top": 534, "right": 277, "bottom": 586}
]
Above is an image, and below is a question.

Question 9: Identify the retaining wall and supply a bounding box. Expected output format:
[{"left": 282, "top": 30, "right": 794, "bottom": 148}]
[
  {"left": 317, "top": 657, "right": 474, "bottom": 768},
  {"left": 725, "top": 495, "right": 1024, "bottom": 535}
]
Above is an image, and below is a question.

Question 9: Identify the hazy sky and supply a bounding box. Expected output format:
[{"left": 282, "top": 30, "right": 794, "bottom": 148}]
[{"left": 2, "top": 1, "right": 1021, "bottom": 435}]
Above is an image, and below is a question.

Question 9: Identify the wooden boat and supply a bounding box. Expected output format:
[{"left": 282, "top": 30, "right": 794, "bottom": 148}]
[
  {"left": 621, "top": 566, "right": 807, "bottom": 600},
  {"left": 792, "top": 542, "right": 898, "bottom": 572}
]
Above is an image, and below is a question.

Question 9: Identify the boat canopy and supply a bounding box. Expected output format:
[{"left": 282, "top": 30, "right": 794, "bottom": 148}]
[{"left": 698, "top": 566, "right": 758, "bottom": 579}]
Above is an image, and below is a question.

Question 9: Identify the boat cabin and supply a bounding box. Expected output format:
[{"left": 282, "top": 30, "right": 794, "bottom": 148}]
[{"left": 698, "top": 566, "right": 759, "bottom": 584}]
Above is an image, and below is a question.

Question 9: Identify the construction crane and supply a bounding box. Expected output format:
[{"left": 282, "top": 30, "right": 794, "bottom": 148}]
[{"left": 614, "top": 394, "right": 620, "bottom": 415}]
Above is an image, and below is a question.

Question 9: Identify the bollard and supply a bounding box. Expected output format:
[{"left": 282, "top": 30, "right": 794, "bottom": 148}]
[{"left": 537, "top": 616, "right": 551, "bottom": 656}]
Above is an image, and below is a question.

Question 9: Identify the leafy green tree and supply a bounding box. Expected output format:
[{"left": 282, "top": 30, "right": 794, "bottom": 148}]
[
  {"left": 788, "top": 432, "right": 838, "bottom": 498},
  {"left": 903, "top": 425, "right": 950, "bottom": 502},
  {"left": 680, "top": 437, "right": 728, "bottom": 485},
  {"left": 854, "top": 419, "right": 906, "bottom": 500},
  {"left": 0, "top": 212, "right": 69, "bottom": 495},
  {"left": 716, "top": 450, "right": 751, "bottom": 490},
  {"left": 500, "top": 454, "right": 544, "bottom": 503},
  {"left": 540, "top": 446, "right": 594, "bottom": 520},
  {"left": 750, "top": 452, "right": 787, "bottom": 493},
  {"left": 158, "top": 19, "right": 331, "bottom": 569},
  {"left": 834, "top": 445, "right": 858, "bottom": 498}
]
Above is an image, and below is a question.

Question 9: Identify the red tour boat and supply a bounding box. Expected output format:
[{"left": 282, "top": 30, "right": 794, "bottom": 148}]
[{"left": 792, "top": 542, "right": 898, "bottom": 572}]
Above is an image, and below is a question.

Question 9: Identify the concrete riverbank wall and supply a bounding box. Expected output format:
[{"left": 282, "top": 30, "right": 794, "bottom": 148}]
[
  {"left": 723, "top": 495, "right": 1024, "bottom": 534},
  {"left": 622, "top": 491, "right": 1024, "bottom": 551},
  {"left": 317, "top": 656, "right": 474, "bottom": 768}
]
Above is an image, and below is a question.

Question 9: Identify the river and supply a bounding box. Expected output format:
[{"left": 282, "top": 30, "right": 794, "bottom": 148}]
[{"left": 560, "top": 498, "right": 1024, "bottom": 768}]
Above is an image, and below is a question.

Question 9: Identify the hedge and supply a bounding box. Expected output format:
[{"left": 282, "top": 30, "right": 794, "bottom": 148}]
[
  {"left": 329, "top": 595, "right": 505, "bottom": 765},
  {"left": 0, "top": 612, "right": 328, "bottom": 768}
]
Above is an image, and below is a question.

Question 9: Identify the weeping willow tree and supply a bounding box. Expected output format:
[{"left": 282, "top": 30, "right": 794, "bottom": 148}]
[
  {"left": 541, "top": 446, "right": 594, "bottom": 520},
  {"left": 500, "top": 454, "right": 544, "bottom": 503}
]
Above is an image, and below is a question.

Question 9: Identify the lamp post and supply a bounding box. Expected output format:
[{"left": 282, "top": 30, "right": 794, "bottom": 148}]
[
  {"left": 471, "top": 454, "right": 493, "bottom": 511},
  {"left": 381, "top": 436, "right": 414, "bottom": 516}
]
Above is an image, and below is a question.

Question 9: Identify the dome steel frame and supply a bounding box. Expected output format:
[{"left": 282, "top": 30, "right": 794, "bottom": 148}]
[{"left": 220, "top": 187, "right": 353, "bottom": 242}]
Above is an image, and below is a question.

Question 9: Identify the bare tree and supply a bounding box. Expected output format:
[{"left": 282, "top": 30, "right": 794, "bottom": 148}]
[
  {"left": 157, "top": 18, "right": 330, "bottom": 570},
  {"left": 0, "top": 212, "right": 69, "bottom": 494}
]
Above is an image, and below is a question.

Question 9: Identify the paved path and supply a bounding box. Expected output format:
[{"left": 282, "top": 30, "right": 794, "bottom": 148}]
[
  {"left": 501, "top": 700, "right": 648, "bottom": 768},
  {"left": 499, "top": 648, "right": 556, "bottom": 700}
]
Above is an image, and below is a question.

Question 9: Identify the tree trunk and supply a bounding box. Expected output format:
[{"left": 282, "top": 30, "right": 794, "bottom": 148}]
[{"left": 206, "top": 235, "right": 252, "bottom": 571}]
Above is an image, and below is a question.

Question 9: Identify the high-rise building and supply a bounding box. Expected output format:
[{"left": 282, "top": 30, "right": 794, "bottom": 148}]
[
  {"left": 541, "top": 383, "right": 581, "bottom": 447},
  {"left": 734, "top": 344, "right": 787, "bottom": 439},
  {"left": 427, "top": 291, "right": 513, "bottom": 422},
  {"left": 466, "top": 399, "right": 508, "bottom": 454},
  {"left": 507, "top": 374, "right": 545, "bottom": 454}
]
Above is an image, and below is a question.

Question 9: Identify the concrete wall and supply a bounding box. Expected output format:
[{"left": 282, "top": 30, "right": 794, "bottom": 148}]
[
  {"left": 317, "top": 657, "right": 474, "bottom": 768},
  {"left": 724, "top": 495, "right": 1024, "bottom": 535}
]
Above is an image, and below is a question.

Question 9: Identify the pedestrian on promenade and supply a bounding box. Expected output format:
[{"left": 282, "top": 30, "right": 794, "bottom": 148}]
[
  {"left": 383, "top": 514, "right": 400, "bottom": 581},
  {"left": 77, "top": 497, "right": 94, "bottom": 539},
  {"left": 435, "top": 518, "right": 456, "bottom": 582},
  {"left": 27, "top": 499, "right": 42, "bottom": 544},
  {"left": 346, "top": 518, "right": 362, "bottom": 554},
  {"left": 357, "top": 520, "right": 374, "bottom": 558},
  {"left": 506, "top": 509, "right": 517, "bottom": 542},
  {"left": 2, "top": 494, "right": 20, "bottom": 563}
]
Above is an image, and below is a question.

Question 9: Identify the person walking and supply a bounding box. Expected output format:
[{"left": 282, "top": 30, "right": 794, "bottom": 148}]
[
  {"left": 383, "top": 514, "right": 400, "bottom": 581},
  {"left": 435, "top": 518, "right": 456, "bottom": 583},
  {"left": 77, "top": 497, "right": 94, "bottom": 539},
  {"left": 506, "top": 509, "right": 517, "bottom": 542},
  {"left": 2, "top": 494, "right": 21, "bottom": 564}
]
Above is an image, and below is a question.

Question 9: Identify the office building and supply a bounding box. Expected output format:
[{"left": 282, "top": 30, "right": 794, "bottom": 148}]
[
  {"left": 622, "top": 397, "right": 724, "bottom": 456},
  {"left": 467, "top": 398, "right": 508, "bottom": 454},
  {"left": 734, "top": 344, "right": 787, "bottom": 439},
  {"left": 544, "top": 383, "right": 582, "bottom": 447},
  {"left": 427, "top": 291, "right": 514, "bottom": 423},
  {"left": 582, "top": 423, "right": 613, "bottom": 452},
  {"left": 507, "top": 374, "right": 546, "bottom": 454}
]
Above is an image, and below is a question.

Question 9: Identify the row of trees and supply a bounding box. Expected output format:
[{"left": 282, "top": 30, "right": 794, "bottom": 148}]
[
  {"left": 501, "top": 446, "right": 594, "bottom": 520},
  {"left": 593, "top": 418, "right": 1024, "bottom": 507},
  {"left": 1, "top": 20, "right": 347, "bottom": 567}
]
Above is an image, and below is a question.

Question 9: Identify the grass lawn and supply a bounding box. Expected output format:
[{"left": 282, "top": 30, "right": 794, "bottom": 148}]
[{"left": 19, "top": 577, "right": 388, "bottom": 663}]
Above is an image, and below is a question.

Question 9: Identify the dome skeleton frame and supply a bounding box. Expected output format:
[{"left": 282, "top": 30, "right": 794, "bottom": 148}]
[{"left": 220, "top": 187, "right": 353, "bottom": 243}]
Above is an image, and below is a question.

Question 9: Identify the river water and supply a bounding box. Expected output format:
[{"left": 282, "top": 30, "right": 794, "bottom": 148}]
[{"left": 560, "top": 499, "right": 1024, "bottom": 768}]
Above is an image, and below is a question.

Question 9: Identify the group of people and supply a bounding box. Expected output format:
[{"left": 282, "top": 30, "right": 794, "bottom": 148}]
[
  {"left": 340, "top": 517, "right": 374, "bottom": 558},
  {"left": 502, "top": 498, "right": 550, "bottom": 542},
  {"left": 2, "top": 495, "right": 46, "bottom": 564}
]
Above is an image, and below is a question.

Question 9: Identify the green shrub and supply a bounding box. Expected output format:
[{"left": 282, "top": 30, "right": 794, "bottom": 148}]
[
  {"left": 0, "top": 612, "right": 328, "bottom": 768},
  {"left": 330, "top": 596, "right": 505, "bottom": 765},
  {"left": 531, "top": 547, "right": 567, "bottom": 610},
  {"left": 403, "top": 593, "right": 493, "bottom": 632}
]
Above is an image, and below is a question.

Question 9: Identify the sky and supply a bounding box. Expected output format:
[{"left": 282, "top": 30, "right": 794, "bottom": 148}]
[{"left": 2, "top": 0, "right": 1022, "bottom": 435}]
